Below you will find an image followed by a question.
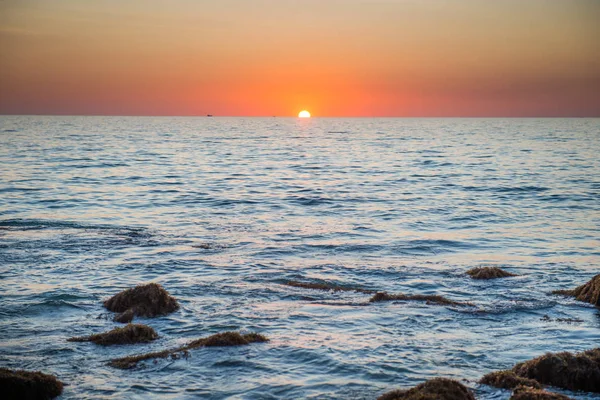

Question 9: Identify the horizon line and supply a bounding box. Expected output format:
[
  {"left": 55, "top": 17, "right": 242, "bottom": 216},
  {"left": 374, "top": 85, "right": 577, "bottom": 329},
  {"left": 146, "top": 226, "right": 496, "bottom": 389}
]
[{"left": 1, "top": 114, "right": 599, "bottom": 119}]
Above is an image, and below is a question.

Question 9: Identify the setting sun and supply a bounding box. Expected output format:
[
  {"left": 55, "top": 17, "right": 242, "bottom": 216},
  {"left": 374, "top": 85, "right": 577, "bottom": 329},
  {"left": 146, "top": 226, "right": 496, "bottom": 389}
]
[{"left": 298, "top": 110, "right": 311, "bottom": 118}]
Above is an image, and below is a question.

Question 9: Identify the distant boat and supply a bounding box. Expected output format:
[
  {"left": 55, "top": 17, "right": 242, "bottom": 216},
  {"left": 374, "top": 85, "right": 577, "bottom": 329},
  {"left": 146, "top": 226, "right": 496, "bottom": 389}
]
[{"left": 207, "top": 114, "right": 213, "bottom": 117}]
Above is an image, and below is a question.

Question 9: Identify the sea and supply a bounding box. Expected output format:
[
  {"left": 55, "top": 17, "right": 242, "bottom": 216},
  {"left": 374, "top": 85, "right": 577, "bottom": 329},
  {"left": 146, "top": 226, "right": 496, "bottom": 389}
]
[{"left": 0, "top": 116, "right": 599, "bottom": 399}]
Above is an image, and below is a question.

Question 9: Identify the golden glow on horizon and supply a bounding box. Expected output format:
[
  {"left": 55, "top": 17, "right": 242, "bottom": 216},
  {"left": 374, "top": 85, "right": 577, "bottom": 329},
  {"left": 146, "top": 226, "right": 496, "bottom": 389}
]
[
  {"left": 298, "top": 110, "right": 311, "bottom": 118},
  {"left": 0, "top": 0, "right": 598, "bottom": 116}
]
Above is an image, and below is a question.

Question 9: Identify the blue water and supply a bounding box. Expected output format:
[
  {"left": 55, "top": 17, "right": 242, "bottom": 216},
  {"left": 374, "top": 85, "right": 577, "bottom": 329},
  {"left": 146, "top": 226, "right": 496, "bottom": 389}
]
[{"left": 0, "top": 116, "right": 599, "bottom": 399}]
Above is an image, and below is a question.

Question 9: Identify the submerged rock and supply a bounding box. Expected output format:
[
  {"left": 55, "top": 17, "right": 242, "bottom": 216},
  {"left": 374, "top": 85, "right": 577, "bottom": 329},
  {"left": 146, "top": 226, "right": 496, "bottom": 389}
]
[
  {"left": 552, "top": 274, "right": 600, "bottom": 306},
  {"left": 512, "top": 348, "right": 600, "bottom": 393},
  {"left": 369, "top": 292, "right": 469, "bottom": 306},
  {"left": 114, "top": 309, "right": 134, "bottom": 323},
  {"left": 480, "top": 370, "right": 542, "bottom": 390},
  {"left": 109, "top": 331, "right": 269, "bottom": 369},
  {"left": 0, "top": 368, "right": 63, "bottom": 400},
  {"left": 104, "top": 283, "right": 179, "bottom": 323},
  {"left": 510, "top": 385, "right": 572, "bottom": 400},
  {"left": 467, "top": 267, "right": 517, "bottom": 280},
  {"left": 377, "top": 378, "right": 475, "bottom": 400},
  {"left": 284, "top": 280, "right": 375, "bottom": 294},
  {"left": 540, "top": 315, "right": 583, "bottom": 324},
  {"left": 68, "top": 324, "right": 158, "bottom": 346}
]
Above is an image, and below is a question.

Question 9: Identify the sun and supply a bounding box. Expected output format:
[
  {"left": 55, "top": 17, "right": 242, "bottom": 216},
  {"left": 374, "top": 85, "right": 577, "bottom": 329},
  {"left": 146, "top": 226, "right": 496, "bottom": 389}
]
[{"left": 298, "top": 110, "right": 311, "bottom": 118}]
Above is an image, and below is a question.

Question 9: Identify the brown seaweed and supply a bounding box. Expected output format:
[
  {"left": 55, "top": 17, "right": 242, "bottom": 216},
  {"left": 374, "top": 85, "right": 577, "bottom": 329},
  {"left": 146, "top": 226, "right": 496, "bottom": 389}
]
[
  {"left": 68, "top": 324, "right": 158, "bottom": 346},
  {"left": 104, "top": 283, "right": 179, "bottom": 323},
  {"left": 467, "top": 267, "right": 517, "bottom": 280},
  {"left": 284, "top": 280, "right": 375, "bottom": 294},
  {"left": 0, "top": 368, "right": 64, "bottom": 400},
  {"left": 512, "top": 348, "right": 600, "bottom": 393},
  {"left": 377, "top": 377, "right": 475, "bottom": 400},
  {"left": 480, "top": 370, "right": 542, "bottom": 390},
  {"left": 510, "top": 385, "right": 573, "bottom": 400},
  {"left": 552, "top": 274, "right": 600, "bottom": 306},
  {"left": 369, "top": 292, "right": 470, "bottom": 306},
  {"left": 109, "top": 331, "right": 269, "bottom": 369}
]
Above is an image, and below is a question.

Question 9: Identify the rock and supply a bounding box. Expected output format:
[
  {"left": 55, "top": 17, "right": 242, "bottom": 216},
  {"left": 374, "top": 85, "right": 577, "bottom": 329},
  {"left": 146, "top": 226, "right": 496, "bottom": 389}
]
[
  {"left": 480, "top": 370, "right": 542, "bottom": 390},
  {"left": 369, "top": 292, "right": 470, "bottom": 306},
  {"left": 510, "top": 385, "right": 573, "bottom": 400},
  {"left": 552, "top": 274, "right": 600, "bottom": 306},
  {"left": 0, "top": 368, "right": 63, "bottom": 400},
  {"left": 68, "top": 324, "right": 158, "bottom": 346},
  {"left": 114, "top": 309, "right": 134, "bottom": 323},
  {"left": 377, "top": 378, "right": 475, "bottom": 400},
  {"left": 512, "top": 348, "right": 600, "bottom": 393},
  {"left": 466, "top": 267, "right": 517, "bottom": 280},
  {"left": 104, "top": 283, "right": 179, "bottom": 323},
  {"left": 109, "top": 331, "right": 269, "bottom": 369}
]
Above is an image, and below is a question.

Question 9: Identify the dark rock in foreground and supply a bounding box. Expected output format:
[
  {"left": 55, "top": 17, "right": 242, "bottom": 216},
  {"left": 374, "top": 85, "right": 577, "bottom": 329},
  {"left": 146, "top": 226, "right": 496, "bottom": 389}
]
[
  {"left": 467, "top": 267, "right": 517, "bottom": 280},
  {"left": 68, "top": 324, "right": 158, "bottom": 346},
  {"left": 480, "top": 370, "right": 542, "bottom": 390},
  {"left": 109, "top": 331, "right": 269, "bottom": 369},
  {"left": 284, "top": 280, "right": 375, "bottom": 294},
  {"left": 512, "top": 348, "right": 600, "bottom": 393},
  {"left": 552, "top": 274, "right": 600, "bottom": 306},
  {"left": 377, "top": 378, "right": 475, "bottom": 400},
  {"left": 104, "top": 283, "right": 179, "bottom": 322},
  {"left": 369, "top": 292, "right": 470, "bottom": 306},
  {"left": 0, "top": 368, "right": 63, "bottom": 400},
  {"left": 510, "top": 385, "right": 573, "bottom": 400}
]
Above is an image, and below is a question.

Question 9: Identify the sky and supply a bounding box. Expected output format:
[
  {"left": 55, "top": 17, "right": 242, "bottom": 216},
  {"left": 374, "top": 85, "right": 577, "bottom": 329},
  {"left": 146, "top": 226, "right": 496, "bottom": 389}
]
[{"left": 1, "top": 0, "right": 599, "bottom": 117}]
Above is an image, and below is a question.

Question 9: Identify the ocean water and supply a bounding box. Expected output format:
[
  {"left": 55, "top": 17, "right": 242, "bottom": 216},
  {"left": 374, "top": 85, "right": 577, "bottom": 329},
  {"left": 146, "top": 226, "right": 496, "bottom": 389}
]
[{"left": 0, "top": 116, "right": 599, "bottom": 399}]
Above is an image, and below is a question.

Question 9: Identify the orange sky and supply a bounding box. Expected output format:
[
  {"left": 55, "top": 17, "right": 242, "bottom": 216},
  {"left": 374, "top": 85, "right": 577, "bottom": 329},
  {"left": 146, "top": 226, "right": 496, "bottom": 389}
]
[{"left": 1, "top": 0, "right": 599, "bottom": 116}]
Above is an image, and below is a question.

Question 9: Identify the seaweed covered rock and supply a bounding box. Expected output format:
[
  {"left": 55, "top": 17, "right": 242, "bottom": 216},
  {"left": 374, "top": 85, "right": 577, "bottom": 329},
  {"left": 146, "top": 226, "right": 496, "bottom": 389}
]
[
  {"left": 104, "top": 283, "right": 179, "bottom": 322},
  {"left": 510, "top": 386, "right": 572, "bottom": 400},
  {"left": 377, "top": 378, "right": 475, "bottom": 400},
  {"left": 284, "top": 280, "right": 374, "bottom": 294},
  {"left": 480, "top": 370, "right": 542, "bottom": 390},
  {"left": 203, "top": 331, "right": 266, "bottom": 347},
  {"left": 552, "top": 274, "right": 600, "bottom": 306},
  {"left": 370, "top": 292, "right": 469, "bottom": 306},
  {"left": 68, "top": 324, "right": 158, "bottom": 346},
  {"left": 109, "top": 331, "right": 269, "bottom": 369},
  {"left": 0, "top": 368, "right": 63, "bottom": 400},
  {"left": 512, "top": 348, "right": 600, "bottom": 393},
  {"left": 467, "top": 267, "right": 517, "bottom": 280}
]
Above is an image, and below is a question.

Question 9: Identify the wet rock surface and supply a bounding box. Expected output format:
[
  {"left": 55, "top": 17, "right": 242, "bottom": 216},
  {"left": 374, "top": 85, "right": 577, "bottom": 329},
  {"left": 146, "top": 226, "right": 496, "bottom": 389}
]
[
  {"left": 480, "top": 370, "right": 542, "bottom": 390},
  {"left": 0, "top": 368, "right": 64, "bottom": 400},
  {"left": 377, "top": 378, "right": 475, "bottom": 400},
  {"left": 104, "top": 283, "right": 179, "bottom": 322},
  {"left": 512, "top": 348, "right": 600, "bottom": 393},
  {"left": 109, "top": 331, "right": 269, "bottom": 369},
  {"left": 369, "top": 292, "right": 470, "bottom": 306},
  {"left": 552, "top": 274, "right": 600, "bottom": 306},
  {"left": 466, "top": 267, "right": 517, "bottom": 280},
  {"left": 510, "top": 385, "right": 573, "bottom": 400},
  {"left": 68, "top": 324, "right": 158, "bottom": 346}
]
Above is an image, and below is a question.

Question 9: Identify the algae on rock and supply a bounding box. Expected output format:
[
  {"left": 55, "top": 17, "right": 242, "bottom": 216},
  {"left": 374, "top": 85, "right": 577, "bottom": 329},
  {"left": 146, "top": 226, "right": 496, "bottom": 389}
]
[
  {"left": 104, "top": 283, "right": 179, "bottom": 323},
  {"left": 467, "top": 267, "right": 517, "bottom": 280},
  {"left": 109, "top": 331, "right": 269, "bottom": 369},
  {"left": 0, "top": 368, "right": 63, "bottom": 400},
  {"left": 512, "top": 348, "right": 600, "bottom": 393},
  {"left": 68, "top": 324, "right": 158, "bottom": 346},
  {"left": 552, "top": 274, "right": 600, "bottom": 306},
  {"left": 480, "top": 370, "right": 542, "bottom": 390},
  {"left": 510, "top": 385, "right": 573, "bottom": 400},
  {"left": 377, "top": 377, "right": 475, "bottom": 400},
  {"left": 369, "top": 292, "right": 470, "bottom": 306}
]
